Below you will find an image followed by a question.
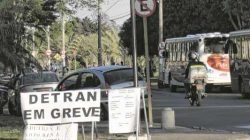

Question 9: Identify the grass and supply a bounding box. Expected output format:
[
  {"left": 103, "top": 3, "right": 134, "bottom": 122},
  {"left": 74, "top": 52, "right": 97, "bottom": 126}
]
[{"left": 0, "top": 128, "right": 22, "bottom": 140}]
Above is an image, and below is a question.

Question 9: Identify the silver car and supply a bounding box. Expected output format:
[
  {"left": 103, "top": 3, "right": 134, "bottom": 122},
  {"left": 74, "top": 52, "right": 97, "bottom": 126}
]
[
  {"left": 55, "top": 65, "right": 147, "bottom": 120},
  {"left": 8, "top": 71, "right": 59, "bottom": 115}
]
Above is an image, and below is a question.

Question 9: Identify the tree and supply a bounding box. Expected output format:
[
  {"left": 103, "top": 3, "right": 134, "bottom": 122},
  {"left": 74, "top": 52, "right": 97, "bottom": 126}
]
[
  {"left": 119, "top": 0, "right": 235, "bottom": 56},
  {"left": 222, "top": 0, "right": 250, "bottom": 30},
  {"left": 0, "top": 0, "right": 60, "bottom": 72}
]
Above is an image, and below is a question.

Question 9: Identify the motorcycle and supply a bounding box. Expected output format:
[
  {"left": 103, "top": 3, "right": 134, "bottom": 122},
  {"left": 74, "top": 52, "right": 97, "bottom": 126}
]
[{"left": 186, "top": 65, "right": 207, "bottom": 106}]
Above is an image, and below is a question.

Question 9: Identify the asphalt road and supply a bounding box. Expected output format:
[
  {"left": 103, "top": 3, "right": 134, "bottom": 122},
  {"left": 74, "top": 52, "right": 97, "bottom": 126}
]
[{"left": 151, "top": 86, "right": 250, "bottom": 134}]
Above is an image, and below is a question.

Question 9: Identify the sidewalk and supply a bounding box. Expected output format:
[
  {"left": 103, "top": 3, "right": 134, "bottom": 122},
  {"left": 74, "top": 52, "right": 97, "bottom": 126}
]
[{"left": 80, "top": 123, "right": 250, "bottom": 140}]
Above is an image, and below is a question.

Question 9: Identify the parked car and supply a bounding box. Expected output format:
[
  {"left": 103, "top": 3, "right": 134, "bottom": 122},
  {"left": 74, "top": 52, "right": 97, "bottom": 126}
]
[
  {"left": 55, "top": 65, "right": 148, "bottom": 120},
  {"left": 8, "top": 71, "right": 59, "bottom": 116}
]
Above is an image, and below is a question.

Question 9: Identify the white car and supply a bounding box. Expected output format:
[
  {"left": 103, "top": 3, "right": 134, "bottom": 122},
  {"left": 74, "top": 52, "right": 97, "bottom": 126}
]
[
  {"left": 55, "top": 65, "right": 148, "bottom": 120},
  {"left": 8, "top": 71, "right": 59, "bottom": 116}
]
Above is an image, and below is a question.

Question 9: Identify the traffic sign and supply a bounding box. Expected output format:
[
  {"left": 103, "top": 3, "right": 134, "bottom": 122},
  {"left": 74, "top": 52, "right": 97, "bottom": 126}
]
[
  {"left": 46, "top": 49, "right": 51, "bottom": 56},
  {"left": 135, "top": 0, "right": 156, "bottom": 17}
]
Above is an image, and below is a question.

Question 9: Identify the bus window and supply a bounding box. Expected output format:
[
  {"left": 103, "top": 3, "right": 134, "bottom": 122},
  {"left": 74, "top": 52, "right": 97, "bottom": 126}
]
[
  {"left": 225, "top": 39, "right": 237, "bottom": 54},
  {"left": 204, "top": 37, "right": 227, "bottom": 54},
  {"left": 177, "top": 43, "right": 181, "bottom": 61}
]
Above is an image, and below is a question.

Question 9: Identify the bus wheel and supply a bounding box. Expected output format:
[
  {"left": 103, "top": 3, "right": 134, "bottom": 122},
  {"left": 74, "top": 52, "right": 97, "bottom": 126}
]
[
  {"left": 158, "top": 80, "right": 164, "bottom": 88},
  {"left": 170, "top": 80, "right": 177, "bottom": 92},
  {"left": 240, "top": 82, "right": 248, "bottom": 98}
]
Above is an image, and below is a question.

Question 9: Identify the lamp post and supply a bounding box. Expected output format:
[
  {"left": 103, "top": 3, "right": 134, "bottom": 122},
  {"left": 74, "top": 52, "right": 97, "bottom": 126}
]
[
  {"left": 98, "top": 0, "right": 102, "bottom": 66},
  {"left": 40, "top": 26, "right": 51, "bottom": 70},
  {"left": 32, "top": 27, "right": 35, "bottom": 57}
]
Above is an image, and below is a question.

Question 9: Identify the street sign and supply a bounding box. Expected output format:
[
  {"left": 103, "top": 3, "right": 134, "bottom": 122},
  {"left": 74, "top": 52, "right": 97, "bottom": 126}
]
[
  {"left": 46, "top": 49, "right": 51, "bottom": 56},
  {"left": 135, "top": 0, "right": 156, "bottom": 17}
]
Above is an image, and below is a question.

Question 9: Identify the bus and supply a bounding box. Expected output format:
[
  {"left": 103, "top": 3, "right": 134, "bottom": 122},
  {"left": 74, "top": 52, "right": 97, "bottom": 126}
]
[
  {"left": 158, "top": 32, "right": 231, "bottom": 92},
  {"left": 227, "top": 29, "right": 250, "bottom": 96}
]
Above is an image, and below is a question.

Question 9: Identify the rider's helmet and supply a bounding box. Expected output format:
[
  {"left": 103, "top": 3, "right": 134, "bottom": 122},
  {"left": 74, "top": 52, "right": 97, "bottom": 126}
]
[{"left": 189, "top": 52, "right": 199, "bottom": 61}]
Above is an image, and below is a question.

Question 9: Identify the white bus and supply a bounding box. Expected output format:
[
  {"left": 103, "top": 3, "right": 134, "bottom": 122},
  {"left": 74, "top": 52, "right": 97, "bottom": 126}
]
[
  {"left": 226, "top": 29, "right": 250, "bottom": 95},
  {"left": 158, "top": 32, "right": 231, "bottom": 92}
]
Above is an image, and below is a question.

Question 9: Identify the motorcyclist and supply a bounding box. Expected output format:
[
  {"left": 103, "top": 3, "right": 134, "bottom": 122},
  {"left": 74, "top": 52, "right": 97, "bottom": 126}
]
[{"left": 184, "top": 52, "right": 207, "bottom": 99}]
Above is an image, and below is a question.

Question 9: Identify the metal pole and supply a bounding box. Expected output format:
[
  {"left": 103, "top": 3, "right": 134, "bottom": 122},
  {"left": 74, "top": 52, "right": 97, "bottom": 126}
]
[
  {"left": 98, "top": 0, "right": 102, "bottom": 66},
  {"left": 91, "top": 122, "right": 94, "bottom": 140},
  {"left": 61, "top": 9, "right": 67, "bottom": 77},
  {"left": 62, "top": 12, "right": 66, "bottom": 67},
  {"left": 142, "top": 89, "right": 150, "bottom": 139},
  {"left": 47, "top": 26, "right": 51, "bottom": 70},
  {"left": 74, "top": 54, "right": 76, "bottom": 70},
  {"left": 159, "top": 0, "right": 163, "bottom": 44},
  {"left": 32, "top": 27, "right": 35, "bottom": 57},
  {"left": 81, "top": 124, "right": 85, "bottom": 140},
  {"left": 143, "top": 17, "right": 153, "bottom": 127},
  {"left": 131, "top": 0, "right": 138, "bottom": 87},
  {"left": 131, "top": 0, "right": 139, "bottom": 139}
]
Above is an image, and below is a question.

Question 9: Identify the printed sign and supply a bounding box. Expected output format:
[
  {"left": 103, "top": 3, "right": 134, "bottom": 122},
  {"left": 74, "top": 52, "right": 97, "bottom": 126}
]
[
  {"left": 23, "top": 123, "right": 78, "bottom": 140},
  {"left": 207, "top": 54, "right": 230, "bottom": 72},
  {"left": 108, "top": 88, "right": 141, "bottom": 134},
  {"left": 21, "top": 89, "right": 101, "bottom": 124},
  {"left": 135, "top": 0, "right": 156, "bottom": 17}
]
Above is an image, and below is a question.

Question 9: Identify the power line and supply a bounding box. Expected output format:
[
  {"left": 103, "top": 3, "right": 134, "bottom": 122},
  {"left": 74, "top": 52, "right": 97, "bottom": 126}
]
[
  {"left": 110, "top": 13, "right": 130, "bottom": 21},
  {"left": 104, "top": 0, "right": 120, "bottom": 13},
  {"left": 110, "top": 11, "right": 130, "bottom": 19}
]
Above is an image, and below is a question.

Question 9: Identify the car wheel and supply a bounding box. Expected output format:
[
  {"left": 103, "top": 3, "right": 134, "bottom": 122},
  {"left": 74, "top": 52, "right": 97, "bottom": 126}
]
[
  {"left": 140, "top": 107, "right": 149, "bottom": 121},
  {"left": 241, "top": 81, "right": 249, "bottom": 98},
  {"left": 15, "top": 103, "right": 22, "bottom": 116},
  {"left": 100, "top": 105, "right": 108, "bottom": 121},
  {"left": 169, "top": 79, "right": 177, "bottom": 92},
  {"left": 158, "top": 80, "right": 164, "bottom": 88},
  {"left": 8, "top": 101, "right": 16, "bottom": 115}
]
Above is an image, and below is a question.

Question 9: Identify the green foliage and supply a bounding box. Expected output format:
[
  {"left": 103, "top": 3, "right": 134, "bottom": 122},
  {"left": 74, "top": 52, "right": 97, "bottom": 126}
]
[
  {"left": 119, "top": 0, "right": 236, "bottom": 56},
  {"left": 222, "top": 0, "right": 250, "bottom": 30}
]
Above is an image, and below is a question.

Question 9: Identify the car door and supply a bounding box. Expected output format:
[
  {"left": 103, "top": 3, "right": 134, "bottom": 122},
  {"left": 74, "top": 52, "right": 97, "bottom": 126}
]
[
  {"left": 56, "top": 73, "right": 80, "bottom": 91},
  {"left": 78, "top": 72, "right": 101, "bottom": 89}
]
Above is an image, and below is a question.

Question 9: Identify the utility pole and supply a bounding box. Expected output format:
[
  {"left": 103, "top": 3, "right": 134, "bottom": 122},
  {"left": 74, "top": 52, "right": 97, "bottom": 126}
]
[
  {"left": 131, "top": 0, "right": 138, "bottom": 87},
  {"left": 98, "top": 0, "right": 102, "bottom": 66},
  {"left": 46, "top": 26, "right": 51, "bottom": 70},
  {"left": 159, "top": 0, "right": 163, "bottom": 44},
  {"left": 32, "top": 27, "right": 35, "bottom": 57},
  {"left": 62, "top": 12, "right": 66, "bottom": 68},
  {"left": 131, "top": 1, "right": 139, "bottom": 139}
]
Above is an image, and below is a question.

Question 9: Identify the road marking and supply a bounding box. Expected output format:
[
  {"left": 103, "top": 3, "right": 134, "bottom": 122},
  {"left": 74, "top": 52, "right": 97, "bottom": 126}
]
[
  {"left": 235, "top": 125, "right": 250, "bottom": 129},
  {"left": 153, "top": 105, "right": 250, "bottom": 110}
]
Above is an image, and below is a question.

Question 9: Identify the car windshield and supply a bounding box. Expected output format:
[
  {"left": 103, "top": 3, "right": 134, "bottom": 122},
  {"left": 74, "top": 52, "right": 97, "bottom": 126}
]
[
  {"left": 104, "top": 68, "right": 143, "bottom": 85},
  {"left": 204, "top": 37, "right": 228, "bottom": 54},
  {"left": 23, "top": 73, "right": 58, "bottom": 85}
]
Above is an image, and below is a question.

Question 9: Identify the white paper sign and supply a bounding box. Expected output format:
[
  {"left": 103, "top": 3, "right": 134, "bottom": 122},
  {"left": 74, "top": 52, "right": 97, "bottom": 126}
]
[
  {"left": 21, "top": 89, "right": 101, "bottom": 124},
  {"left": 23, "top": 123, "right": 78, "bottom": 140},
  {"left": 108, "top": 88, "right": 141, "bottom": 134}
]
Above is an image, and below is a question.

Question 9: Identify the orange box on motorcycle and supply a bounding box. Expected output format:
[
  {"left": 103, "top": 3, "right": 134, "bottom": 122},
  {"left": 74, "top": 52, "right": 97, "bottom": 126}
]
[{"left": 187, "top": 65, "right": 207, "bottom": 84}]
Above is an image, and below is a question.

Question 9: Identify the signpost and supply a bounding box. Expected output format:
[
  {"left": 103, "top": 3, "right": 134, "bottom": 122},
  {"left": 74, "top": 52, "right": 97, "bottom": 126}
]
[{"left": 135, "top": 0, "right": 156, "bottom": 128}]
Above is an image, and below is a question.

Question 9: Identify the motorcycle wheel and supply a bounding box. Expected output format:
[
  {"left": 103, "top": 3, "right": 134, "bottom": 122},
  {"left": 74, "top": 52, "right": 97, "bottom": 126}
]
[
  {"left": 196, "top": 92, "right": 202, "bottom": 106},
  {"left": 190, "top": 99, "right": 195, "bottom": 106},
  {"left": 189, "top": 94, "right": 196, "bottom": 106}
]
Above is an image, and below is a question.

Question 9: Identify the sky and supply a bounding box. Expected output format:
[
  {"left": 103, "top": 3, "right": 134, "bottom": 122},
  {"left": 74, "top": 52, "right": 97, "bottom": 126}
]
[{"left": 76, "top": 0, "right": 130, "bottom": 26}]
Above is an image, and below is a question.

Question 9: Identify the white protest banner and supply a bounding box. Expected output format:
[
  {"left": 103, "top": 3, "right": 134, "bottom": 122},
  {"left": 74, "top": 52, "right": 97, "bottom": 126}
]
[
  {"left": 21, "top": 89, "right": 100, "bottom": 124},
  {"left": 23, "top": 123, "right": 78, "bottom": 140},
  {"left": 108, "top": 88, "right": 141, "bottom": 134}
]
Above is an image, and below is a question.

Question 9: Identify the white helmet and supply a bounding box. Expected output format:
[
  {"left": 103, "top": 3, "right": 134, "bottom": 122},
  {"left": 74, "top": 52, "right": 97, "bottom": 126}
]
[{"left": 189, "top": 52, "right": 198, "bottom": 61}]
